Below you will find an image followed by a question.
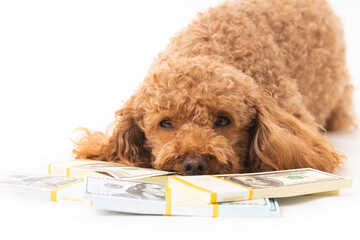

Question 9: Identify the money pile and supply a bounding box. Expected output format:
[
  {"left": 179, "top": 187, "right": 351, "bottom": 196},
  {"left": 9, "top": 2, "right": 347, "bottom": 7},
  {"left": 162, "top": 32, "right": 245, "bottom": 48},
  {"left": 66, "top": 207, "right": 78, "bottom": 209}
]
[{"left": 0, "top": 159, "right": 353, "bottom": 217}]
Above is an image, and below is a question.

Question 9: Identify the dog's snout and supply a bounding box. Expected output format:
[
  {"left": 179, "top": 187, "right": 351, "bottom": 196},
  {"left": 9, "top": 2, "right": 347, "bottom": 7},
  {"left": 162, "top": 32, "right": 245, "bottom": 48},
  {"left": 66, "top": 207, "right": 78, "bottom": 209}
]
[{"left": 182, "top": 155, "right": 208, "bottom": 175}]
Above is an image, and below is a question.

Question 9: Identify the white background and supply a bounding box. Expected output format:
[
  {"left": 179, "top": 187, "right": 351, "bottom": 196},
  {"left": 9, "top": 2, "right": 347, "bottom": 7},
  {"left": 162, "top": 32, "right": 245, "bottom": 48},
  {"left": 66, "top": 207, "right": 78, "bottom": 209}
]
[{"left": 0, "top": 0, "right": 359, "bottom": 239}]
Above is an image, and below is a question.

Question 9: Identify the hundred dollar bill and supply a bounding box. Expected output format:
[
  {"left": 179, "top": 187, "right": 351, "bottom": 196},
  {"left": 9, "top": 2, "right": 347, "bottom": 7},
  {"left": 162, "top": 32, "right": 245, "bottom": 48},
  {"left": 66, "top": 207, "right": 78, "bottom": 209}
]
[
  {"left": 83, "top": 176, "right": 280, "bottom": 217},
  {"left": 49, "top": 160, "right": 175, "bottom": 182},
  {"left": 0, "top": 172, "right": 89, "bottom": 204},
  {"left": 167, "top": 168, "right": 352, "bottom": 203}
]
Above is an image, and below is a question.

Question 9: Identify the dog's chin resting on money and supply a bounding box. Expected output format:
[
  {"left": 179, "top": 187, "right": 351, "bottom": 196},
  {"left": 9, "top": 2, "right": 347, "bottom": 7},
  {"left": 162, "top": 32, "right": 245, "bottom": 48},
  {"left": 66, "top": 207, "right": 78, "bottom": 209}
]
[{"left": 73, "top": 0, "right": 356, "bottom": 175}]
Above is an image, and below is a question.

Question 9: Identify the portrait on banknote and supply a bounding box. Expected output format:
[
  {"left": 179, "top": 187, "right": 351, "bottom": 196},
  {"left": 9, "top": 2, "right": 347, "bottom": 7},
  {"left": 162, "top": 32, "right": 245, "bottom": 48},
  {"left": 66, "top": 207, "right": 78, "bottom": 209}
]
[
  {"left": 86, "top": 178, "right": 165, "bottom": 201},
  {"left": 222, "top": 176, "right": 284, "bottom": 189}
]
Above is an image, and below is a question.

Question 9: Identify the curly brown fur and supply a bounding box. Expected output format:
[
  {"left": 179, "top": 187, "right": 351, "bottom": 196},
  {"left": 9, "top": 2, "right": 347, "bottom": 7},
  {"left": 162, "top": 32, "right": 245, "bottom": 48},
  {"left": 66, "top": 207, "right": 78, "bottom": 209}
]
[{"left": 73, "top": 0, "right": 356, "bottom": 175}]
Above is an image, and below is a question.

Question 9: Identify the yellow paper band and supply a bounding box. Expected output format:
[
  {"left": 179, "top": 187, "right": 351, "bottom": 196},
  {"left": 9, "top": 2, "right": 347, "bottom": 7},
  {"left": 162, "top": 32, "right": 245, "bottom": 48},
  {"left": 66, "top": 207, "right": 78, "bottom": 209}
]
[
  {"left": 210, "top": 175, "right": 253, "bottom": 200},
  {"left": 212, "top": 203, "right": 219, "bottom": 217},
  {"left": 165, "top": 185, "right": 172, "bottom": 216},
  {"left": 66, "top": 167, "right": 70, "bottom": 177},
  {"left": 171, "top": 176, "right": 217, "bottom": 202},
  {"left": 50, "top": 180, "right": 84, "bottom": 202}
]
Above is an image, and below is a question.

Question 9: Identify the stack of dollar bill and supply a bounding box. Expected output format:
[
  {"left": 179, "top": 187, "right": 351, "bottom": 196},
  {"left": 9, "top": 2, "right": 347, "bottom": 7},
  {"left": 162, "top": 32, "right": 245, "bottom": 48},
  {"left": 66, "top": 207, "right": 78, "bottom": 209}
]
[
  {"left": 83, "top": 176, "right": 280, "bottom": 217},
  {"left": 0, "top": 172, "right": 88, "bottom": 204},
  {"left": 166, "top": 168, "right": 353, "bottom": 203},
  {"left": 48, "top": 159, "right": 174, "bottom": 184},
  {"left": 0, "top": 159, "right": 353, "bottom": 217}
]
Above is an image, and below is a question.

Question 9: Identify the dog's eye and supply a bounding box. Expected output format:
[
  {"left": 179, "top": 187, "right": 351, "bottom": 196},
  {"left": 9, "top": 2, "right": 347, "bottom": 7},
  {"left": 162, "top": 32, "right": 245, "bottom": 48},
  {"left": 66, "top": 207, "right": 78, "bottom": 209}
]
[
  {"left": 160, "top": 120, "right": 174, "bottom": 129},
  {"left": 214, "top": 116, "right": 231, "bottom": 127}
]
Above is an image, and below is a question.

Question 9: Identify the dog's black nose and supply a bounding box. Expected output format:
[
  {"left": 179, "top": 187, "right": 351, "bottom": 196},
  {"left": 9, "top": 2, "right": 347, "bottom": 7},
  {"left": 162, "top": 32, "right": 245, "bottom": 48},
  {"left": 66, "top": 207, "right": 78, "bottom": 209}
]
[{"left": 182, "top": 155, "right": 208, "bottom": 175}]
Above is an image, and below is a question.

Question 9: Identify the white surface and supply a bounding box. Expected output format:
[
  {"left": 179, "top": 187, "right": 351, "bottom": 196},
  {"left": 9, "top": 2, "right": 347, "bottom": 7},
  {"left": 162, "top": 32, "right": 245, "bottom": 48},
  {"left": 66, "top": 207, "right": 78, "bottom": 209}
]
[{"left": 0, "top": 0, "right": 359, "bottom": 239}]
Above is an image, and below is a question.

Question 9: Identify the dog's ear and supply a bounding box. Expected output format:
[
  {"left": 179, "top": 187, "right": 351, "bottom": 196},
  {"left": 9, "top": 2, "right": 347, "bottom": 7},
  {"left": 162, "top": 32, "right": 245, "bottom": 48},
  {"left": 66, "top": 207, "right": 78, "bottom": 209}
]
[
  {"left": 73, "top": 100, "right": 151, "bottom": 167},
  {"left": 248, "top": 93, "right": 343, "bottom": 173},
  {"left": 106, "top": 105, "right": 151, "bottom": 166}
]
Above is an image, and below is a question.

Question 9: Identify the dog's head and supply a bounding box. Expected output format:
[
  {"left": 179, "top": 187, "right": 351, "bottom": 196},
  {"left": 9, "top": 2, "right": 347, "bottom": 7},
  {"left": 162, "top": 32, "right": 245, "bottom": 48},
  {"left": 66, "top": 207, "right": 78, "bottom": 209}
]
[
  {"left": 75, "top": 56, "right": 342, "bottom": 175},
  {"left": 118, "top": 56, "right": 260, "bottom": 175}
]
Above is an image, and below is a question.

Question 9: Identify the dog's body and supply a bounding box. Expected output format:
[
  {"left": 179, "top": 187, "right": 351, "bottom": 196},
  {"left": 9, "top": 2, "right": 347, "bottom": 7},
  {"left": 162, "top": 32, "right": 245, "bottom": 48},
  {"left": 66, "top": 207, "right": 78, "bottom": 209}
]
[{"left": 74, "top": 0, "right": 356, "bottom": 175}]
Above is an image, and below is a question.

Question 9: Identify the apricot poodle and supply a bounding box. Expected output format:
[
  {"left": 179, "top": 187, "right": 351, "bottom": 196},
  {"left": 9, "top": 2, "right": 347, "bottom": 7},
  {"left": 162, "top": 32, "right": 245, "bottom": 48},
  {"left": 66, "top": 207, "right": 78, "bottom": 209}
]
[{"left": 73, "top": 0, "right": 356, "bottom": 175}]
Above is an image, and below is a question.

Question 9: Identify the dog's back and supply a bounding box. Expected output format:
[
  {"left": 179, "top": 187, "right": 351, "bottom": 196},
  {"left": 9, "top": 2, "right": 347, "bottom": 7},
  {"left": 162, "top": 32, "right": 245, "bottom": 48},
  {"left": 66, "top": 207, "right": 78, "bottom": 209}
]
[{"left": 160, "top": 0, "right": 355, "bottom": 130}]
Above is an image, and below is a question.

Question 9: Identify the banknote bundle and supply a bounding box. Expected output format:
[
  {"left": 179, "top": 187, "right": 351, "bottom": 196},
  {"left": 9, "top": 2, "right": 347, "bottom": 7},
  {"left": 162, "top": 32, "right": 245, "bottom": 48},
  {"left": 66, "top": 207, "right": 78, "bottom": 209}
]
[
  {"left": 48, "top": 160, "right": 174, "bottom": 184},
  {"left": 167, "top": 168, "right": 352, "bottom": 203},
  {"left": 83, "top": 176, "right": 280, "bottom": 217},
  {"left": 0, "top": 172, "right": 88, "bottom": 204}
]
